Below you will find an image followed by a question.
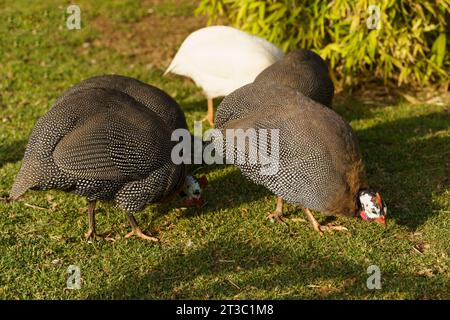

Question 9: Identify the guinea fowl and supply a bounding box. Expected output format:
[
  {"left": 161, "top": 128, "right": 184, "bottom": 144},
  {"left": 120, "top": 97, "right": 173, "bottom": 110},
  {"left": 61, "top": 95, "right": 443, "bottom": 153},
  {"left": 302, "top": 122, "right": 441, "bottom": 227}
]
[
  {"left": 214, "top": 82, "right": 387, "bottom": 233},
  {"left": 10, "top": 75, "right": 207, "bottom": 241},
  {"left": 254, "top": 49, "right": 334, "bottom": 108},
  {"left": 165, "top": 25, "right": 284, "bottom": 126}
]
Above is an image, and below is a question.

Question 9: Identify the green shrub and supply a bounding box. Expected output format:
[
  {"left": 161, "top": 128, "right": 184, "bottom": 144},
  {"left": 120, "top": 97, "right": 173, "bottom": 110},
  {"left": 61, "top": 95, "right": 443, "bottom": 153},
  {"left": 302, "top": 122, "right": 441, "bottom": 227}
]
[{"left": 196, "top": 0, "right": 450, "bottom": 88}]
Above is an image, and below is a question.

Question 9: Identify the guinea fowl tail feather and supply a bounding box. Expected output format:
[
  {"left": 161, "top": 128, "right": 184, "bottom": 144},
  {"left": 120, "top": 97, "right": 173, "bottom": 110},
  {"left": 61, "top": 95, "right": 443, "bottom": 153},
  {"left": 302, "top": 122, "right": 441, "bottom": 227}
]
[{"left": 9, "top": 161, "right": 39, "bottom": 200}]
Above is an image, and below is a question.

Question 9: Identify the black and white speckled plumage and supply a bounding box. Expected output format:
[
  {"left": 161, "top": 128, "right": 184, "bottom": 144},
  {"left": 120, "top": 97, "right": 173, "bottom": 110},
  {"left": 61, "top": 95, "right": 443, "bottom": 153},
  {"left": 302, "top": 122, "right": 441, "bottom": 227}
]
[
  {"left": 214, "top": 82, "right": 363, "bottom": 217},
  {"left": 10, "top": 75, "right": 186, "bottom": 213},
  {"left": 254, "top": 49, "right": 334, "bottom": 108},
  {"left": 56, "top": 74, "right": 188, "bottom": 131}
]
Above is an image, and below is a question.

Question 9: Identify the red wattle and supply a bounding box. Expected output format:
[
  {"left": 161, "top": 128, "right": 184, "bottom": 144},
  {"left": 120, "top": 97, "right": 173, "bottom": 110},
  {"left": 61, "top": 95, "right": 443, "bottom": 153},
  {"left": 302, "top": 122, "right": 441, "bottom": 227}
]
[{"left": 360, "top": 211, "right": 367, "bottom": 220}]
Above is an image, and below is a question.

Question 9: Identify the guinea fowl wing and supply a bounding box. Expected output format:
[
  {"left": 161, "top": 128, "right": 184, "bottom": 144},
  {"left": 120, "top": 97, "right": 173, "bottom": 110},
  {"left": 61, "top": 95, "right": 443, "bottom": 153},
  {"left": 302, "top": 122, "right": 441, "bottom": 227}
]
[
  {"left": 214, "top": 83, "right": 296, "bottom": 128},
  {"left": 217, "top": 106, "right": 337, "bottom": 210},
  {"left": 56, "top": 74, "right": 188, "bottom": 131},
  {"left": 53, "top": 103, "right": 173, "bottom": 183}
]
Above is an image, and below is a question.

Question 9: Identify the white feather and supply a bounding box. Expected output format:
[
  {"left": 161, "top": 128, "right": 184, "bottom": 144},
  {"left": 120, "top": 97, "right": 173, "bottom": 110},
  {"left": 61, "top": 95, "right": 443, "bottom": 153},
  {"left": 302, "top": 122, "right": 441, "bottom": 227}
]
[{"left": 165, "top": 26, "right": 284, "bottom": 98}]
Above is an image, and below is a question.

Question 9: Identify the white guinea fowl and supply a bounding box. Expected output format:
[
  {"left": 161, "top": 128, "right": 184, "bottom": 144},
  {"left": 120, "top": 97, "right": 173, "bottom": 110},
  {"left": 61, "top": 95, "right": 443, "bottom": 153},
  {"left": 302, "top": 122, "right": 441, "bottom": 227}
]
[{"left": 165, "top": 25, "right": 284, "bottom": 126}]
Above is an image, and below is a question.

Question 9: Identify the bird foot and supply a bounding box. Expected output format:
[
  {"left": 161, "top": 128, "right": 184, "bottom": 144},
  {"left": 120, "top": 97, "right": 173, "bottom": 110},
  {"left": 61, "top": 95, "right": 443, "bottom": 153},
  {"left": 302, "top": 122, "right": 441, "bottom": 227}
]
[
  {"left": 267, "top": 211, "right": 285, "bottom": 223},
  {"left": 85, "top": 229, "right": 114, "bottom": 242},
  {"left": 318, "top": 224, "right": 349, "bottom": 234},
  {"left": 125, "top": 227, "right": 159, "bottom": 242},
  {"left": 303, "top": 208, "right": 347, "bottom": 235}
]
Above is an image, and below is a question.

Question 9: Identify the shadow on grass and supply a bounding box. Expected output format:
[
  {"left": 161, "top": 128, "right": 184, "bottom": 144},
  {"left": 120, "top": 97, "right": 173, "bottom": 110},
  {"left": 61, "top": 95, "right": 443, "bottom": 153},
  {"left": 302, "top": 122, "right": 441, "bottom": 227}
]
[
  {"left": 334, "top": 98, "right": 411, "bottom": 124},
  {"left": 203, "top": 169, "right": 270, "bottom": 213},
  {"left": 0, "top": 139, "right": 27, "bottom": 168},
  {"left": 184, "top": 166, "right": 270, "bottom": 218},
  {"left": 357, "top": 111, "right": 450, "bottom": 230},
  {"left": 135, "top": 166, "right": 269, "bottom": 231},
  {"left": 333, "top": 96, "right": 380, "bottom": 122},
  {"left": 89, "top": 237, "right": 449, "bottom": 299}
]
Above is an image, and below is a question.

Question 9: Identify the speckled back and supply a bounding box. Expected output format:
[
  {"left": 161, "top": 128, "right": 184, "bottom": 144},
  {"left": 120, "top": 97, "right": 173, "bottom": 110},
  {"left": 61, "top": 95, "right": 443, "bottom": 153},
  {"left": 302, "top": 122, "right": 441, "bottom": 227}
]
[
  {"left": 56, "top": 74, "right": 188, "bottom": 131},
  {"left": 254, "top": 49, "right": 334, "bottom": 108},
  {"left": 215, "top": 82, "right": 361, "bottom": 215}
]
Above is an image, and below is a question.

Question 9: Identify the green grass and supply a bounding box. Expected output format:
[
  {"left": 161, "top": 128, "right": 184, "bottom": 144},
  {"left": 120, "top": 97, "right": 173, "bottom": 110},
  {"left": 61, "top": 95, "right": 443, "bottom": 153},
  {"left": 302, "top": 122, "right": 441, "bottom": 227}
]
[{"left": 0, "top": 0, "right": 449, "bottom": 299}]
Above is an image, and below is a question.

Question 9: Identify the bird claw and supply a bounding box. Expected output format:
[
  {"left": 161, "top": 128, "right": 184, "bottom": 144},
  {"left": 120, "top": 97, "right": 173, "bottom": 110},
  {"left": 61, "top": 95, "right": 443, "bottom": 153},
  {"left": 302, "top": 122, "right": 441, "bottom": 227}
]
[
  {"left": 85, "top": 229, "right": 114, "bottom": 242},
  {"left": 125, "top": 228, "right": 159, "bottom": 242},
  {"left": 319, "top": 225, "right": 349, "bottom": 233},
  {"left": 267, "top": 211, "right": 285, "bottom": 224}
]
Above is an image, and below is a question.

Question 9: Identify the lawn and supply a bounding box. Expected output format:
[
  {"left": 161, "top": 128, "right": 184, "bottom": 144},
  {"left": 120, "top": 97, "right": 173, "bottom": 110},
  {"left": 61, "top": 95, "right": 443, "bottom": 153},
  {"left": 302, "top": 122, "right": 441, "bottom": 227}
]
[{"left": 0, "top": 0, "right": 449, "bottom": 299}]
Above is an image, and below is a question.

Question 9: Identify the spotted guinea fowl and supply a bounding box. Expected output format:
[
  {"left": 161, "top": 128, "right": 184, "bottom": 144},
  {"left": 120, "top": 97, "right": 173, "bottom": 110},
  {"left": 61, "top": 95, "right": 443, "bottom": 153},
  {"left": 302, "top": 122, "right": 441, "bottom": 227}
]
[
  {"left": 165, "top": 25, "right": 284, "bottom": 126},
  {"left": 10, "top": 75, "right": 207, "bottom": 241},
  {"left": 254, "top": 49, "right": 334, "bottom": 108},
  {"left": 214, "top": 82, "right": 387, "bottom": 233}
]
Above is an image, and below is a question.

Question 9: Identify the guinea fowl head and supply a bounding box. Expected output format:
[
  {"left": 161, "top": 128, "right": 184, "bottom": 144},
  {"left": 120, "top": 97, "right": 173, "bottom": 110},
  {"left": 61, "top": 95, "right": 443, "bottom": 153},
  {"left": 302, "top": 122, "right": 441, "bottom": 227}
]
[
  {"left": 358, "top": 190, "right": 387, "bottom": 226},
  {"left": 179, "top": 175, "right": 208, "bottom": 208}
]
